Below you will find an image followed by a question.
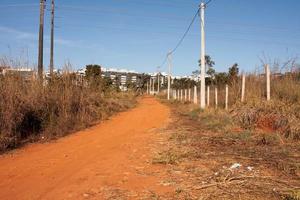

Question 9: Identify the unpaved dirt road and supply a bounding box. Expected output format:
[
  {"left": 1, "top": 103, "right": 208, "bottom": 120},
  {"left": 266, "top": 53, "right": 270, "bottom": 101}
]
[{"left": 0, "top": 97, "right": 170, "bottom": 200}]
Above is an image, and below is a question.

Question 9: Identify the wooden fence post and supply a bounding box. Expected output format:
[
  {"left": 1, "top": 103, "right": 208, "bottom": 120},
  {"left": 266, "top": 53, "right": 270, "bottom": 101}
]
[
  {"left": 265, "top": 64, "right": 271, "bottom": 101},
  {"left": 225, "top": 84, "right": 228, "bottom": 110},
  {"left": 181, "top": 89, "right": 183, "bottom": 101},
  {"left": 215, "top": 87, "right": 218, "bottom": 109},
  {"left": 193, "top": 86, "right": 197, "bottom": 104},
  {"left": 207, "top": 86, "right": 210, "bottom": 107},
  {"left": 147, "top": 81, "right": 149, "bottom": 94},
  {"left": 149, "top": 79, "right": 152, "bottom": 95},
  {"left": 241, "top": 74, "right": 245, "bottom": 102}
]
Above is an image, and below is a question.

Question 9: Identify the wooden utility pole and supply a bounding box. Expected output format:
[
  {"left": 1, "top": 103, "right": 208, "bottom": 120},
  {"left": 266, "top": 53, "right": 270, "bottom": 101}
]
[
  {"left": 38, "top": 0, "right": 46, "bottom": 80},
  {"left": 241, "top": 74, "right": 245, "bottom": 102},
  {"left": 265, "top": 64, "right": 271, "bottom": 101},
  {"left": 200, "top": 2, "right": 206, "bottom": 109},
  {"left": 50, "top": 0, "right": 54, "bottom": 75}
]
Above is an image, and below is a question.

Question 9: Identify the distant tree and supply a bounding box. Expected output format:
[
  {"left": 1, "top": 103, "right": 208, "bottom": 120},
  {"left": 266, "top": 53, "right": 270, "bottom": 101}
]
[
  {"left": 103, "top": 76, "right": 113, "bottom": 87},
  {"left": 136, "top": 73, "right": 151, "bottom": 94},
  {"left": 214, "top": 72, "right": 229, "bottom": 86},
  {"left": 85, "top": 64, "right": 102, "bottom": 89},
  {"left": 172, "top": 78, "right": 196, "bottom": 90},
  {"left": 228, "top": 63, "right": 239, "bottom": 85},
  {"left": 198, "top": 55, "right": 216, "bottom": 85},
  {"left": 126, "top": 80, "right": 136, "bottom": 90},
  {"left": 207, "top": 67, "right": 216, "bottom": 77},
  {"left": 85, "top": 65, "right": 101, "bottom": 79},
  {"left": 199, "top": 55, "right": 215, "bottom": 69}
]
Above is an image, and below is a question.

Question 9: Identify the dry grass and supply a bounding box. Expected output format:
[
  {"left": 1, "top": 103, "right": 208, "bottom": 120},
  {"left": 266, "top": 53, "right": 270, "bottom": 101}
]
[
  {"left": 227, "top": 75, "right": 300, "bottom": 141},
  {"left": 0, "top": 74, "right": 137, "bottom": 152},
  {"left": 152, "top": 102, "right": 300, "bottom": 199},
  {"left": 167, "top": 74, "right": 300, "bottom": 141}
]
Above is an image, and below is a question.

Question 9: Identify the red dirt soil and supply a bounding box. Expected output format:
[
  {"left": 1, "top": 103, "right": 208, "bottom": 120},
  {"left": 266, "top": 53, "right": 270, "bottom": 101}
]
[{"left": 0, "top": 97, "right": 171, "bottom": 200}]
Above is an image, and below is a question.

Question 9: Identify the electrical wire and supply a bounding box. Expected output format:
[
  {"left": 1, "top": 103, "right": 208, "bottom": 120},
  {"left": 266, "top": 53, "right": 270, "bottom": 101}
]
[
  {"left": 170, "top": 8, "right": 199, "bottom": 55},
  {"left": 157, "top": 0, "right": 214, "bottom": 70},
  {"left": 157, "top": 8, "right": 200, "bottom": 69},
  {"left": 204, "top": 0, "right": 213, "bottom": 6}
]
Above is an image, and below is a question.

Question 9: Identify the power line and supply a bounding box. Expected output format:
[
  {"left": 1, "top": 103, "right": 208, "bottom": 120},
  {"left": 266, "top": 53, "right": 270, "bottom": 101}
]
[
  {"left": 170, "top": 8, "right": 200, "bottom": 54},
  {"left": 204, "top": 0, "right": 213, "bottom": 6},
  {"left": 158, "top": 8, "right": 200, "bottom": 68},
  {"left": 159, "top": 56, "right": 168, "bottom": 69},
  {"left": 156, "top": 0, "right": 211, "bottom": 73}
]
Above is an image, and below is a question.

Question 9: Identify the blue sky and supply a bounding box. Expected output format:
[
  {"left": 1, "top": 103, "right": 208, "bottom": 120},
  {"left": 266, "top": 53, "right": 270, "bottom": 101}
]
[{"left": 0, "top": 0, "right": 299, "bottom": 75}]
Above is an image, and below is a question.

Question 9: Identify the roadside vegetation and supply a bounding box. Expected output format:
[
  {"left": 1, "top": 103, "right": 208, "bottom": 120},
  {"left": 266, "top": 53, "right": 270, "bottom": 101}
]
[
  {"left": 153, "top": 57, "right": 300, "bottom": 199},
  {"left": 0, "top": 64, "right": 137, "bottom": 152},
  {"left": 152, "top": 101, "right": 300, "bottom": 199}
]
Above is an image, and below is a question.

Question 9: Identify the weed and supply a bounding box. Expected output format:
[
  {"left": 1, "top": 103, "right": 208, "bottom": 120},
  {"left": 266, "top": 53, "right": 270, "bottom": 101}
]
[
  {"left": 0, "top": 74, "right": 136, "bottom": 152},
  {"left": 284, "top": 190, "right": 300, "bottom": 200},
  {"left": 226, "top": 130, "right": 252, "bottom": 141},
  {"left": 152, "top": 150, "right": 182, "bottom": 165}
]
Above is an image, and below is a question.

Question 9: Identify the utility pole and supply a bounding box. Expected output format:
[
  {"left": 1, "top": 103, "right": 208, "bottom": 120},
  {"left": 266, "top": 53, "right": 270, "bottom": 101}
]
[
  {"left": 200, "top": 2, "right": 206, "bottom": 109},
  {"left": 167, "top": 52, "right": 172, "bottom": 100},
  {"left": 50, "top": 0, "right": 54, "bottom": 75},
  {"left": 38, "top": 0, "right": 46, "bottom": 80}
]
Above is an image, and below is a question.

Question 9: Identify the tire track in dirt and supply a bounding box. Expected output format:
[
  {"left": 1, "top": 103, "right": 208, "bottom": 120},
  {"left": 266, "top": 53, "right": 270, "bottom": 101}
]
[{"left": 0, "top": 97, "right": 171, "bottom": 200}]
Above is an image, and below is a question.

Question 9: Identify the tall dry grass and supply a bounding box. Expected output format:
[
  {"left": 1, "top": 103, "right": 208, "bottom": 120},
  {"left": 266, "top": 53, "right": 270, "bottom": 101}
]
[
  {"left": 226, "top": 73, "right": 300, "bottom": 140},
  {"left": 0, "top": 73, "right": 136, "bottom": 152},
  {"left": 169, "top": 70, "right": 300, "bottom": 140}
]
